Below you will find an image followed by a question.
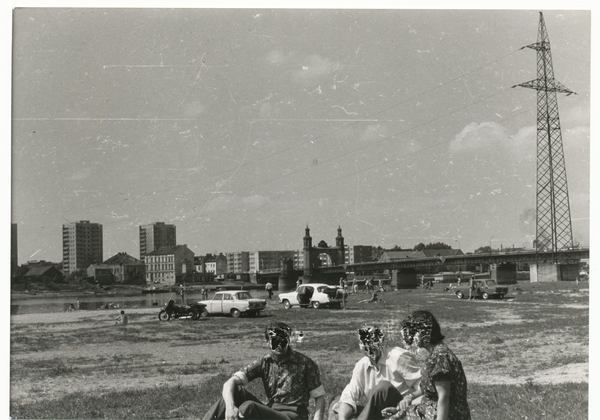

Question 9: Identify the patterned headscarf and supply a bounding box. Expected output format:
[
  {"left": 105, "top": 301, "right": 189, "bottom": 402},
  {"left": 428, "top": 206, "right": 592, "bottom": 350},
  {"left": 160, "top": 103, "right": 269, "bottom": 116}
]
[
  {"left": 401, "top": 312, "right": 434, "bottom": 348},
  {"left": 358, "top": 325, "right": 385, "bottom": 353},
  {"left": 265, "top": 322, "right": 293, "bottom": 352}
]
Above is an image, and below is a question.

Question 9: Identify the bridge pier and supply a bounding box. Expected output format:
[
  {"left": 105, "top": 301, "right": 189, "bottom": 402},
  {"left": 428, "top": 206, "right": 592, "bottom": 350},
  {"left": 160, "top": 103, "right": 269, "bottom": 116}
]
[
  {"left": 392, "top": 268, "right": 419, "bottom": 289},
  {"left": 490, "top": 262, "right": 518, "bottom": 285},
  {"left": 530, "top": 263, "right": 579, "bottom": 282}
]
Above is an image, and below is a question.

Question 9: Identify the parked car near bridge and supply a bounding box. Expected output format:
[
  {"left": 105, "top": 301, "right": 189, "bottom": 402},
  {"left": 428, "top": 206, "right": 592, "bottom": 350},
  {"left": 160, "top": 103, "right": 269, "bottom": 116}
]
[
  {"left": 278, "top": 283, "right": 343, "bottom": 309},
  {"left": 197, "top": 290, "right": 266, "bottom": 317},
  {"left": 455, "top": 280, "right": 508, "bottom": 299}
]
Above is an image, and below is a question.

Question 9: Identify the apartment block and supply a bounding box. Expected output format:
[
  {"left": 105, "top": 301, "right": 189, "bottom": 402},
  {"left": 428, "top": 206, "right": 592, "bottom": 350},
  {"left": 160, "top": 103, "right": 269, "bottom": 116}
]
[
  {"left": 346, "top": 245, "right": 374, "bottom": 264},
  {"left": 226, "top": 251, "right": 249, "bottom": 273},
  {"left": 249, "top": 250, "right": 296, "bottom": 272},
  {"left": 62, "top": 220, "right": 103, "bottom": 273},
  {"left": 139, "top": 222, "right": 176, "bottom": 259}
]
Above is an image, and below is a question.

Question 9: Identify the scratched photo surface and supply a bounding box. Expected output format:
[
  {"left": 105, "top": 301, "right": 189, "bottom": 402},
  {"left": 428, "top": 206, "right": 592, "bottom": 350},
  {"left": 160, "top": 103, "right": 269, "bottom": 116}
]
[
  {"left": 12, "top": 8, "right": 590, "bottom": 259},
  {"left": 9, "top": 7, "right": 593, "bottom": 419}
]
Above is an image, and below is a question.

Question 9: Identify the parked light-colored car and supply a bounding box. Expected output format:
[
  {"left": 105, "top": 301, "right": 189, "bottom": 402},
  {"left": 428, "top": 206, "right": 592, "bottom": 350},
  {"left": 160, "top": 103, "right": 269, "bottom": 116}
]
[
  {"left": 278, "top": 283, "right": 343, "bottom": 309},
  {"left": 198, "top": 290, "right": 266, "bottom": 317}
]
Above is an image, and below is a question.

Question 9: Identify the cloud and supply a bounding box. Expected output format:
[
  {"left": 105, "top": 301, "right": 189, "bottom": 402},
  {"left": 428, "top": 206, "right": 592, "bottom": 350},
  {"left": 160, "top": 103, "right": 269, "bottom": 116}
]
[
  {"left": 266, "top": 50, "right": 292, "bottom": 65},
  {"left": 266, "top": 51, "right": 338, "bottom": 83},
  {"left": 360, "top": 124, "right": 387, "bottom": 143},
  {"left": 182, "top": 100, "right": 205, "bottom": 118},
  {"left": 71, "top": 167, "right": 94, "bottom": 180},
  {"left": 292, "top": 55, "right": 338, "bottom": 82},
  {"left": 242, "top": 195, "right": 271, "bottom": 207},
  {"left": 449, "top": 121, "right": 538, "bottom": 163},
  {"left": 561, "top": 104, "right": 590, "bottom": 126},
  {"left": 449, "top": 121, "right": 506, "bottom": 153},
  {"left": 507, "top": 125, "right": 536, "bottom": 163}
]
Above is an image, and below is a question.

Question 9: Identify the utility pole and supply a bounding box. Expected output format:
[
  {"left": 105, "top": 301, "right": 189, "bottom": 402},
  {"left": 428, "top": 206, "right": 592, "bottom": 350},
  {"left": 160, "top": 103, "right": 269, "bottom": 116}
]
[{"left": 513, "top": 12, "right": 576, "bottom": 265}]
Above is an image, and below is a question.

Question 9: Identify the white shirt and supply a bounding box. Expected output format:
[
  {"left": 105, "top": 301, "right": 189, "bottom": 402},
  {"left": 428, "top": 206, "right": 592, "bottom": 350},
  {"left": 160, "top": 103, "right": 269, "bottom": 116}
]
[{"left": 338, "top": 346, "right": 421, "bottom": 414}]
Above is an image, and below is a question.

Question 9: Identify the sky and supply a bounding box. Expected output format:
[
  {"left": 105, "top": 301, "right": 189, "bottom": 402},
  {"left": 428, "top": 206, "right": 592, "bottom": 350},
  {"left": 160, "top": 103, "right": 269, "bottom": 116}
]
[{"left": 9, "top": 6, "right": 592, "bottom": 264}]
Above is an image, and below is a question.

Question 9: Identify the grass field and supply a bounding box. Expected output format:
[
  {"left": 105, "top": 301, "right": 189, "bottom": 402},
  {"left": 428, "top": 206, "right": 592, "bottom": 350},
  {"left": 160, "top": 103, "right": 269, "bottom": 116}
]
[{"left": 10, "top": 281, "right": 589, "bottom": 419}]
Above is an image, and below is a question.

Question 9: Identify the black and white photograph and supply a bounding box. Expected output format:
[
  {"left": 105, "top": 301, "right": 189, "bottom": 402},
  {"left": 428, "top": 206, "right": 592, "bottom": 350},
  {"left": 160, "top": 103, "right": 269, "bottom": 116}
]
[{"left": 7, "top": 4, "right": 593, "bottom": 419}]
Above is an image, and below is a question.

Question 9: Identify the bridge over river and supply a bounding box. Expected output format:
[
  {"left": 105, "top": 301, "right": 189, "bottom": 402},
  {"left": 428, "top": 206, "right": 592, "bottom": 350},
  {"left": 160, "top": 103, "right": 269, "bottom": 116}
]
[{"left": 267, "top": 248, "right": 590, "bottom": 291}]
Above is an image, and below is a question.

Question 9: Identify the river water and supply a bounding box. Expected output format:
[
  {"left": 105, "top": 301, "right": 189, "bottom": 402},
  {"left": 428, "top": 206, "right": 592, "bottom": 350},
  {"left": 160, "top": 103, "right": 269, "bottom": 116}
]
[{"left": 11, "top": 289, "right": 273, "bottom": 315}]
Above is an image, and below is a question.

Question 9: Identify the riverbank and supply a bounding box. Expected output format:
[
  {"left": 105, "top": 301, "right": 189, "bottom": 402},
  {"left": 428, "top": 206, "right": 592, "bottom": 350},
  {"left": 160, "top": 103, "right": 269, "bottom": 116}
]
[
  {"left": 9, "top": 281, "right": 589, "bottom": 419},
  {"left": 11, "top": 280, "right": 264, "bottom": 301},
  {"left": 10, "top": 280, "right": 273, "bottom": 315}
]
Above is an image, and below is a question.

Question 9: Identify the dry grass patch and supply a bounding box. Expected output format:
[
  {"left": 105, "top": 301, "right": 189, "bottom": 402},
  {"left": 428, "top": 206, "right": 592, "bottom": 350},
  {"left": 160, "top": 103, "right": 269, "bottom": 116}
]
[{"left": 10, "top": 280, "right": 589, "bottom": 418}]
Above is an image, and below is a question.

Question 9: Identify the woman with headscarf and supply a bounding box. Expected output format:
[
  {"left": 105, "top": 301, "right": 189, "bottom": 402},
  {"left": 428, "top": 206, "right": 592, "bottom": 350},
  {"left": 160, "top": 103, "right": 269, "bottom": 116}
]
[{"left": 383, "top": 310, "right": 471, "bottom": 420}]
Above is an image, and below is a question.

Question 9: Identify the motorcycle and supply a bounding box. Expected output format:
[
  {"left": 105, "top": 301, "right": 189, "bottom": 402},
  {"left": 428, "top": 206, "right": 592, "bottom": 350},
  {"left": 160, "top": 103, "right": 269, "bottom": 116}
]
[{"left": 158, "top": 299, "right": 208, "bottom": 321}]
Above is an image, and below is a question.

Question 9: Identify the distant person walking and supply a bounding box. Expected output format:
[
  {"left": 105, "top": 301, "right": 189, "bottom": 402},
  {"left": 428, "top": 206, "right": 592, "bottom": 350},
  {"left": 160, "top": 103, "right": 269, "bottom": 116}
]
[
  {"left": 352, "top": 278, "right": 358, "bottom": 294},
  {"left": 76, "top": 298, "right": 80, "bottom": 310},
  {"left": 468, "top": 275, "right": 476, "bottom": 300},
  {"left": 201, "top": 285, "right": 208, "bottom": 300},
  {"left": 265, "top": 282, "right": 274, "bottom": 299},
  {"left": 180, "top": 284, "right": 186, "bottom": 304},
  {"left": 457, "top": 276, "right": 462, "bottom": 287},
  {"left": 378, "top": 278, "right": 386, "bottom": 292}
]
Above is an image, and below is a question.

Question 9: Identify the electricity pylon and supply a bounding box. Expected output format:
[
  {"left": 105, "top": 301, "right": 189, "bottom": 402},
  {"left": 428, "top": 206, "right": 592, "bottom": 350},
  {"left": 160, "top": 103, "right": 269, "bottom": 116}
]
[{"left": 513, "top": 11, "right": 576, "bottom": 265}]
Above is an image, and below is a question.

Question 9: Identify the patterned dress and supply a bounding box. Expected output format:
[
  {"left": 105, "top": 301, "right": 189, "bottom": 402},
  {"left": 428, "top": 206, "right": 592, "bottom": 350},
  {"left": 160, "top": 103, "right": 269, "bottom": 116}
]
[{"left": 393, "top": 343, "right": 471, "bottom": 420}]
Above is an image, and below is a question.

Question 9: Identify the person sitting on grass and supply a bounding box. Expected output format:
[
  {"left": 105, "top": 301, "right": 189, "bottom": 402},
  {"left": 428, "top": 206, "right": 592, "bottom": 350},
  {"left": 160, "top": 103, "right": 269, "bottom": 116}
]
[
  {"left": 382, "top": 310, "right": 471, "bottom": 420},
  {"left": 203, "top": 321, "right": 326, "bottom": 420},
  {"left": 329, "top": 325, "right": 421, "bottom": 420},
  {"left": 358, "top": 291, "right": 381, "bottom": 304},
  {"left": 115, "top": 310, "right": 128, "bottom": 325}
]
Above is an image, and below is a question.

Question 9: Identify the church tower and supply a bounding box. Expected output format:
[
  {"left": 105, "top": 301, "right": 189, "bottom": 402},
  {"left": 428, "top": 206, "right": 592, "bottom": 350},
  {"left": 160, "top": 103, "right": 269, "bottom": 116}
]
[
  {"left": 336, "top": 225, "right": 345, "bottom": 264},
  {"left": 303, "top": 225, "right": 313, "bottom": 278}
]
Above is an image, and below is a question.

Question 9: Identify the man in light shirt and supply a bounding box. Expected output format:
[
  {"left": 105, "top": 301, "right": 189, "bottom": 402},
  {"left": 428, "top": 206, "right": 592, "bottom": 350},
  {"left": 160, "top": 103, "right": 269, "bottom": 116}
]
[{"left": 329, "top": 325, "right": 421, "bottom": 420}]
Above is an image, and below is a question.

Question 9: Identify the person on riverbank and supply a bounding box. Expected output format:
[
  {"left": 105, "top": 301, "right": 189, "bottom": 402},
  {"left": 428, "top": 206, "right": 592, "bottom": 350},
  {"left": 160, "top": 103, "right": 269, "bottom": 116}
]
[
  {"left": 202, "top": 321, "right": 326, "bottom": 420},
  {"left": 180, "top": 284, "right": 186, "bottom": 304},
  {"left": 468, "top": 276, "right": 476, "bottom": 301},
  {"left": 116, "top": 310, "right": 129, "bottom": 325},
  {"left": 265, "top": 282, "right": 274, "bottom": 299},
  {"left": 365, "top": 278, "right": 373, "bottom": 294},
  {"left": 329, "top": 325, "right": 420, "bottom": 420},
  {"left": 358, "top": 291, "right": 381, "bottom": 304},
  {"left": 383, "top": 310, "right": 471, "bottom": 420}
]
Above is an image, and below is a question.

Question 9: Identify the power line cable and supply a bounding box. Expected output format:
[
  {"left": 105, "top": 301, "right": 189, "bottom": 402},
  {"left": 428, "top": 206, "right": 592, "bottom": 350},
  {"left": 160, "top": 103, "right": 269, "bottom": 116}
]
[{"left": 23, "top": 49, "right": 522, "bottom": 219}]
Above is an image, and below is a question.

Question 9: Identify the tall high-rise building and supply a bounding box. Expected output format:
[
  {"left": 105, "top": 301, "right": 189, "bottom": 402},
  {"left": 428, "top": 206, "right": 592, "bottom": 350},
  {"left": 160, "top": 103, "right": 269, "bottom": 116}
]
[
  {"left": 62, "top": 220, "right": 103, "bottom": 273},
  {"left": 139, "top": 222, "right": 176, "bottom": 259}
]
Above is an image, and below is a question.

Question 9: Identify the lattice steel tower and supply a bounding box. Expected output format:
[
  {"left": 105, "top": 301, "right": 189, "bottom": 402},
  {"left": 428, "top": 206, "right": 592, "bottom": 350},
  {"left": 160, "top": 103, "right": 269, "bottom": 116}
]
[{"left": 513, "top": 12, "right": 576, "bottom": 265}]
